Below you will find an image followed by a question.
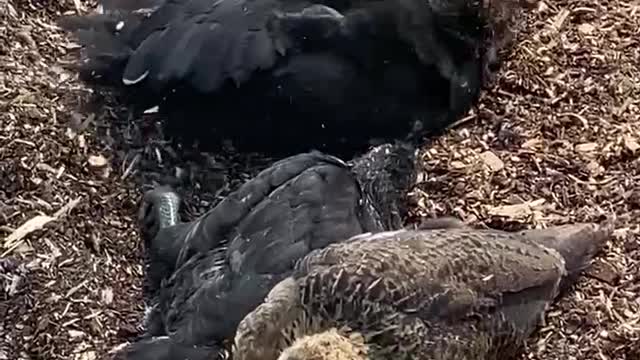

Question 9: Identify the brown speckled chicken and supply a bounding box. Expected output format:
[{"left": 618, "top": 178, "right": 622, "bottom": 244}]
[{"left": 233, "top": 220, "right": 614, "bottom": 360}]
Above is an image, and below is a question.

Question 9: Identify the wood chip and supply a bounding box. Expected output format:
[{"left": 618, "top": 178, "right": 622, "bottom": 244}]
[
  {"left": 68, "top": 330, "right": 85, "bottom": 338},
  {"left": 577, "top": 23, "right": 595, "bottom": 34},
  {"left": 2, "top": 198, "right": 81, "bottom": 253},
  {"left": 575, "top": 142, "right": 598, "bottom": 152},
  {"left": 101, "top": 287, "right": 114, "bottom": 305},
  {"left": 71, "top": 0, "right": 84, "bottom": 13},
  {"left": 487, "top": 199, "right": 547, "bottom": 219},
  {"left": 87, "top": 155, "right": 108, "bottom": 168},
  {"left": 522, "top": 138, "right": 542, "bottom": 149},
  {"left": 75, "top": 351, "right": 96, "bottom": 360},
  {"left": 623, "top": 135, "right": 639, "bottom": 152},
  {"left": 2, "top": 215, "right": 56, "bottom": 249},
  {"left": 586, "top": 160, "right": 604, "bottom": 175},
  {"left": 587, "top": 261, "right": 620, "bottom": 285},
  {"left": 552, "top": 9, "right": 570, "bottom": 30},
  {"left": 450, "top": 160, "right": 466, "bottom": 169},
  {"left": 479, "top": 151, "right": 504, "bottom": 171}
]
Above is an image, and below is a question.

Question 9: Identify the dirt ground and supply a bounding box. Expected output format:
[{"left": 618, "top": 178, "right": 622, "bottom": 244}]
[{"left": 0, "top": 0, "right": 638, "bottom": 359}]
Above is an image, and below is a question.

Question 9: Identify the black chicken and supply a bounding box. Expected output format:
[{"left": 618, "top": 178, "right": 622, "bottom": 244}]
[
  {"left": 116, "top": 142, "right": 418, "bottom": 359},
  {"left": 59, "top": 0, "right": 518, "bottom": 157}
]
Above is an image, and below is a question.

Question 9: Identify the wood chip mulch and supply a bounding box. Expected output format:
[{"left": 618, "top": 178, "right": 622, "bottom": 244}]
[{"left": 0, "top": 0, "right": 638, "bottom": 359}]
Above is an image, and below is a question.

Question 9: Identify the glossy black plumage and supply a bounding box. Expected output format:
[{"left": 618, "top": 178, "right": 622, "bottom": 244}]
[
  {"left": 118, "top": 142, "right": 417, "bottom": 359},
  {"left": 58, "top": 0, "right": 514, "bottom": 156}
]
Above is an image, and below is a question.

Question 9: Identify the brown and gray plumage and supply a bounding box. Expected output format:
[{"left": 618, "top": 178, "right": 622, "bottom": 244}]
[{"left": 234, "top": 220, "right": 614, "bottom": 360}]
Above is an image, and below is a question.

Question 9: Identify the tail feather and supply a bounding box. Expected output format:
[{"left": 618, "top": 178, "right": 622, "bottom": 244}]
[
  {"left": 58, "top": 0, "right": 156, "bottom": 84},
  {"left": 521, "top": 218, "right": 614, "bottom": 291},
  {"left": 59, "top": 14, "right": 133, "bottom": 81},
  {"left": 58, "top": 14, "right": 121, "bottom": 33}
]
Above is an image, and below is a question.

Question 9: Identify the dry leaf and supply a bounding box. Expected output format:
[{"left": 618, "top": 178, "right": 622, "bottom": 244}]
[
  {"left": 65, "top": 127, "right": 77, "bottom": 139},
  {"left": 71, "top": 0, "right": 85, "bottom": 13}
]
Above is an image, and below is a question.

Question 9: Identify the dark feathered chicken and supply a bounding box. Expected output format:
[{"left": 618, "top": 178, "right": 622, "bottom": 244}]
[
  {"left": 58, "top": 0, "right": 519, "bottom": 157},
  {"left": 116, "top": 142, "right": 417, "bottom": 360},
  {"left": 234, "top": 220, "right": 613, "bottom": 360}
]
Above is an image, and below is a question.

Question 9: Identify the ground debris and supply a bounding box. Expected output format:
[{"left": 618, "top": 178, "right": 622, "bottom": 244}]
[
  {"left": 3, "top": 197, "right": 81, "bottom": 254},
  {"left": 1, "top": 0, "right": 638, "bottom": 359},
  {"left": 412, "top": 0, "right": 640, "bottom": 358},
  {"left": 0, "top": 1, "right": 280, "bottom": 359}
]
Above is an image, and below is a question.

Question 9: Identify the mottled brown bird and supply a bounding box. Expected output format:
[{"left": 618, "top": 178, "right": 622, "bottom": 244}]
[{"left": 234, "top": 220, "right": 613, "bottom": 360}]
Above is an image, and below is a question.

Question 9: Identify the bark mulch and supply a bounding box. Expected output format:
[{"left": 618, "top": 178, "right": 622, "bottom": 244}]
[{"left": 0, "top": 0, "right": 638, "bottom": 359}]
